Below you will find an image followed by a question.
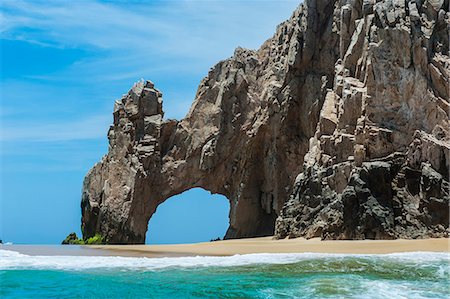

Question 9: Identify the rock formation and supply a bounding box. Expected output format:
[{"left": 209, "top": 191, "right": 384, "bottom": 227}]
[
  {"left": 81, "top": 0, "right": 449, "bottom": 244},
  {"left": 275, "top": 0, "right": 450, "bottom": 239}
]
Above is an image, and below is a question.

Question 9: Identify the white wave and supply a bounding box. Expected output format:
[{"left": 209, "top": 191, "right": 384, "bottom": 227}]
[
  {"left": 0, "top": 249, "right": 448, "bottom": 271},
  {"left": 355, "top": 278, "right": 447, "bottom": 299}
]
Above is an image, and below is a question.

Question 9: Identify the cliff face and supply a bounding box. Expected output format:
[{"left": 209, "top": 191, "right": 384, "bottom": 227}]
[
  {"left": 81, "top": 0, "right": 449, "bottom": 244},
  {"left": 275, "top": 0, "right": 450, "bottom": 239}
]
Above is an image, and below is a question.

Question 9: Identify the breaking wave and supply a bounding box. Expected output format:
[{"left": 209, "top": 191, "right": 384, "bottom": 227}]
[{"left": 1, "top": 249, "right": 448, "bottom": 272}]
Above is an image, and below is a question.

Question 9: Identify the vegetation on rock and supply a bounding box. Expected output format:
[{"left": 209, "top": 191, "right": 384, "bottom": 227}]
[
  {"left": 62, "top": 232, "right": 105, "bottom": 245},
  {"left": 62, "top": 232, "right": 84, "bottom": 245},
  {"left": 85, "top": 234, "right": 104, "bottom": 245}
]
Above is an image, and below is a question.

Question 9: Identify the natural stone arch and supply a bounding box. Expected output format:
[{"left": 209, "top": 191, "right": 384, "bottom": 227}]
[
  {"left": 81, "top": 1, "right": 340, "bottom": 244},
  {"left": 81, "top": 78, "right": 303, "bottom": 244}
]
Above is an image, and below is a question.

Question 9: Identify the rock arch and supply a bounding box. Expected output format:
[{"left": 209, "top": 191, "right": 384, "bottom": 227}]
[
  {"left": 81, "top": 1, "right": 339, "bottom": 244},
  {"left": 80, "top": 76, "right": 311, "bottom": 244}
]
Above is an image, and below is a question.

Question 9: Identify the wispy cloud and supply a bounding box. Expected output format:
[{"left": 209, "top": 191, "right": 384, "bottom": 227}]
[
  {"left": 2, "top": 0, "right": 299, "bottom": 81},
  {"left": 0, "top": 114, "right": 111, "bottom": 142},
  {"left": 1, "top": 0, "right": 171, "bottom": 49},
  {"left": 0, "top": 0, "right": 299, "bottom": 150}
]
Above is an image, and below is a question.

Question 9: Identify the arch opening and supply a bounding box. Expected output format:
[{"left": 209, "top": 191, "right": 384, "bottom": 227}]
[{"left": 145, "top": 188, "right": 230, "bottom": 244}]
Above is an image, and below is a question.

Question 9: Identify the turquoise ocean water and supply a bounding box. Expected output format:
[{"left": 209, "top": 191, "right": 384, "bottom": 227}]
[{"left": 1, "top": 249, "right": 449, "bottom": 298}]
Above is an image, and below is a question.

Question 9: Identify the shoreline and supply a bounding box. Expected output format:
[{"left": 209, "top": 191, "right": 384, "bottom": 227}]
[
  {"left": 90, "top": 236, "right": 450, "bottom": 257},
  {"left": 2, "top": 237, "right": 448, "bottom": 258}
]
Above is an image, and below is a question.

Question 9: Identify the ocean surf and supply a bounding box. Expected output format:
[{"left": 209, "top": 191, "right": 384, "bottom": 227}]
[{"left": 1, "top": 249, "right": 449, "bottom": 298}]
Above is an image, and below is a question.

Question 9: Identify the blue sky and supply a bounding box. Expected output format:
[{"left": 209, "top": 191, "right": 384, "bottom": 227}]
[{"left": 0, "top": 0, "right": 299, "bottom": 244}]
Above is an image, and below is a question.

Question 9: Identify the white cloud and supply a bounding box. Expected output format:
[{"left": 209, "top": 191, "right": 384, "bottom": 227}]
[
  {"left": 0, "top": 114, "right": 111, "bottom": 142},
  {"left": 0, "top": 0, "right": 300, "bottom": 138},
  {"left": 1, "top": 0, "right": 299, "bottom": 80}
]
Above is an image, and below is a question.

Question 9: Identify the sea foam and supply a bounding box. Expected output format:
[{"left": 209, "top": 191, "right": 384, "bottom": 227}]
[{"left": 1, "top": 249, "right": 448, "bottom": 271}]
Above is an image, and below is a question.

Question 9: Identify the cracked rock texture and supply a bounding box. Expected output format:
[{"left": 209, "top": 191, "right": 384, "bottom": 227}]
[
  {"left": 82, "top": 0, "right": 449, "bottom": 244},
  {"left": 275, "top": 0, "right": 450, "bottom": 239}
]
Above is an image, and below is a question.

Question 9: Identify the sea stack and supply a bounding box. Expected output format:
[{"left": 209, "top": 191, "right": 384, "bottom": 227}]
[{"left": 81, "top": 0, "right": 449, "bottom": 244}]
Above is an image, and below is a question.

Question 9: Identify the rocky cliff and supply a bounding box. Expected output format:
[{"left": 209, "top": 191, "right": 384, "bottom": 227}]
[
  {"left": 81, "top": 0, "right": 449, "bottom": 244},
  {"left": 275, "top": 0, "right": 450, "bottom": 240}
]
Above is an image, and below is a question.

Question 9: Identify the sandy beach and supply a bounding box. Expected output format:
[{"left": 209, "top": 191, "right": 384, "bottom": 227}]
[
  {"left": 89, "top": 237, "right": 450, "bottom": 257},
  {"left": 3, "top": 237, "right": 448, "bottom": 258}
]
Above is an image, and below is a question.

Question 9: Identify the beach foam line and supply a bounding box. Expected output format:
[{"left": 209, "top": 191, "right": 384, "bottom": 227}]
[{"left": 1, "top": 249, "right": 449, "bottom": 271}]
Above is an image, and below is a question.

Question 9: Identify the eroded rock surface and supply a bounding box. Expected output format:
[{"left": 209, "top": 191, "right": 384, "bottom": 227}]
[
  {"left": 82, "top": 0, "right": 449, "bottom": 243},
  {"left": 275, "top": 0, "right": 450, "bottom": 239}
]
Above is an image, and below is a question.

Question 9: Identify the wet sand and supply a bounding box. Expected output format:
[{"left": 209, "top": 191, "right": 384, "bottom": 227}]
[
  {"left": 0, "top": 245, "right": 120, "bottom": 256},
  {"left": 91, "top": 237, "right": 450, "bottom": 257},
  {"left": 2, "top": 237, "right": 448, "bottom": 257},
  {"left": 0, "top": 244, "right": 193, "bottom": 257}
]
